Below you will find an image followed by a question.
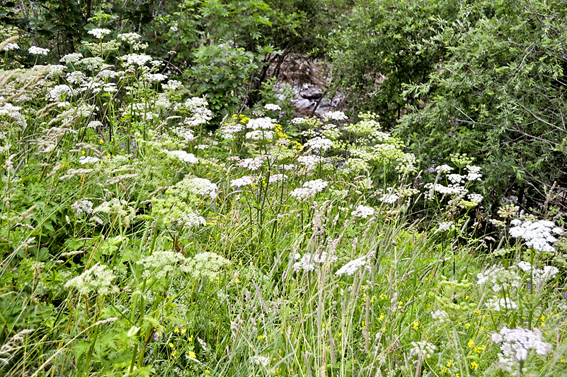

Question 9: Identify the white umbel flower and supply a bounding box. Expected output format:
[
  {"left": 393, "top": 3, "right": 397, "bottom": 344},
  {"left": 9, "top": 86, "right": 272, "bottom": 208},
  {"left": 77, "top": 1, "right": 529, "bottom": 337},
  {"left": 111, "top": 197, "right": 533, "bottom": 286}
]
[
  {"left": 335, "top": 256, "right": 367, "bottom": 276},
  {"left": 2, "top": 43, "right": 19, "bottom": 51},
  {"left": 409, "top": 341, "right": 437, "bottom": 363},
  {"left": 492, "top": 326, "right": 552, "bottom": 372},
  {"left": 71, "top": 200, "right": 93, "bottom": 215},
  {"left": 351, "top": 205, "right": 375, "bottom": 218},
  {"left": 88, "top": 28, "right": 111, "bottom": 39},
  {"left": 230, "top": 176, "right": 254, "bottom": 188},
  {"left": 65, "top": 263, "right": 118, "bottom": 295},
  {"left": 305, "top": 137, "right": 334, "bottom": 151},
  {"left": 323, "top": 111, "right": 347, "bottom": 121},
  {"left": 60, "top": 53, "right": 83, "bottom": 63},
  {"left": 120, "top": 53, "right": 153, "bottom": 66},
  {"left": 167, "top": 150, "right": 198, "bottom": 163},
  {"left": 379, "top": 193, "right": 399, "bottom": 204},
  {"left": 28, "top": 46, "right": 49, "bottom": 55},
  {"left": 293, "top": 252, "right": 337, "bottom": 272}
]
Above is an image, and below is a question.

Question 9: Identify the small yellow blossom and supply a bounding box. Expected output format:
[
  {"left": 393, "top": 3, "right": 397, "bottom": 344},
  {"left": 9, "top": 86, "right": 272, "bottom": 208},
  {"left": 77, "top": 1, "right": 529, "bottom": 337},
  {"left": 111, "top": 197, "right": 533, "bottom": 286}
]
[
  {"left": 468, "top": 339, "right": 475, "bottom": 348},
  {"left": 470, "top": 361, "right": 479, "bottom": 369},
  {"left": 413, "top": 321, "right": 419, "bottom": 330}
]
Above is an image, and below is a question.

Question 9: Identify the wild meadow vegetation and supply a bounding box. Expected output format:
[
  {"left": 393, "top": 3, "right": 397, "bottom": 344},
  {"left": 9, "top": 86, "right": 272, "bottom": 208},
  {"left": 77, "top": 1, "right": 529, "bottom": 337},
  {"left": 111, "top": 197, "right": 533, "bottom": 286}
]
[{"left": 1, "top": 0, "right": 567, "bottom": 376}]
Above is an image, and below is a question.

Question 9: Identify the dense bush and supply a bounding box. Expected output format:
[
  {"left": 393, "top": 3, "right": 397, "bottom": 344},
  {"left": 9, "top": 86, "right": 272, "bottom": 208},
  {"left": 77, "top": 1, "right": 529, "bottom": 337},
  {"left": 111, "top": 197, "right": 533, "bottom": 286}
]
[
  {"left": 395, "top": 0, "right": 567, "bottom": 204},
  {"left": 328, "top": 0, "right": 567, "bottom": 206}
]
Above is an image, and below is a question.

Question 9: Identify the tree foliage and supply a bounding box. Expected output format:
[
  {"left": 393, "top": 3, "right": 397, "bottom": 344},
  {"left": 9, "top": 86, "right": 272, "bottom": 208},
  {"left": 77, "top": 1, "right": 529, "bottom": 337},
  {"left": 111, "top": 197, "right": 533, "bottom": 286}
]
[{"left": 395, "top": 0, "right": 567, "bottom": 202}]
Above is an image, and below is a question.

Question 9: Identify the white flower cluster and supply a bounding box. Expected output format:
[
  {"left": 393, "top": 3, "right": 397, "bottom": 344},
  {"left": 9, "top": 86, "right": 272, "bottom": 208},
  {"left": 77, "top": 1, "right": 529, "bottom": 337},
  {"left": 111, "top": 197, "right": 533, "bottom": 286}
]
[
  {"left": 466, "top": 165, "right": 482, "bottom": 181},
  {"left": 436, "top": 164, "right": 453, "bottom": 173},
  {"left": 435, "top": 221, "right": 455, "bottom": 233},
  {"left": 468, "top": 193, "right": 483, "bottom": 203},
  {"left": 351, "top": 205, "right": 375, "bottom": 218},
  {"left": 323, "top": 111, "right": 347, "bottom": 121},
  {"left": 379, "top": 193, "right": 399, "bottom": 204},
  {"left": 180, "top": 97, "right": 213, "bottom": 127},
  {"left": 517, "top": 261, "right": 559, "bottom": 291},
  {"left": 335, "top": 256, "right": 367, "bottom": 276},
  {"left": 246, "top": 130, "right": 274, "bottom": 140},
  {"left": 264, "top": 104, "right": 281, "bottom": 111},
  {"left": 509, "top": 219, "right": 563, "bottom": 252},
  {"left": 237, "top": 156, "right": 266, "bottom": 171},
  {"left": 67, "top": 71, "right": 86, "bottom": 84},
  {"left": 268, "top": 174, "right": 287, "bottom": 183},
  {"left": 117, "top": 33, "right": 141, "bottom": 44},
  {"left": 297, "top": 155, "right": 324, "bottom": 167},
  {"left": 246, "top": 117, "right": 274, "bottom": 130},
  {"left": 184, "top": 177, "right": 218, "bottom": 200},
  {"left": 172, "top": 127, "right": 195, "bottom": 142},
  {"left": 138, "top": 250, "right": 189, "bottom": 279},
  {"left": 221, "top": 124, "right": 242, "bottom": 135},
  {"left": 0, "top": 103, "right": 27, "bottom": 128},
  {"left": 230, "top": 176, "right": 254, "bottom": 188},
  {"left": 87, "top": 121, "right": 103, "bottom": 129},
  {"left": 97, "top": 69, "right": 119, "bottom": 79},
  {"left": 251, "top": 355, "right": 270, "bottom": 367},
  {"left": 179, "top": 212, "right": 206, "bottom": 228},
  {"left": 167, "top": 150, "right": 198, "bottom": 163},
  {"left": 305, "top": 137, "right": 333, "bottom": 151},
  {"left": 120, "top": 53, "right": 153, "bottom": 66},
  {"left": 431, "top": 309, "right": 450, "bottom": 323},
  {"left": 145, "top": 73, "right": 168, "bottom": 82},
  {"left": 492, "top": 326, "right": 552, "bottom": 372},
  {"left": 409, "top": 341, "right": 437, "bottom": 362},
  {"left": 28, "top": 46, "right": 49, "bottom": 55},
  {"left": 88, "top": 28, "right": 111, "bottom": 39},
  {"left": 71, "top": 200, "right": 93, "bottom": 215},
  {"left": 293, "top": 252, "right": 337, "bottom": 272},
  {"left": 290, "top": 179, "right": 328, "bottom": 200},
  {"left": 477, "top": 265, "right": 522, "bottom": 293},
  {"left": 78, "top": 57, "right": 105, "bottom": 70},
  {"left": 60, "top": 53, "right": 83, "bottom": 63},
  {"left": 424, "top": 183, "right": 468, "bottom": 196},
  {"left": 485, "top": 297, "right": 518, "bottom": 311},
  {"left": 65, "top": 263, "right": 118, "bottom": 295},
  {"left": 163, "top": 80, "right": 182, "bottom": 91},
  {"left": 2, "top": 43, "right": 19, "bottom": 51},
  {"left": 79, "top": 156, "right": 101, "bottom": 165},
  {"left": 48, "top": 85, "right": 73, "bottom": 101}
]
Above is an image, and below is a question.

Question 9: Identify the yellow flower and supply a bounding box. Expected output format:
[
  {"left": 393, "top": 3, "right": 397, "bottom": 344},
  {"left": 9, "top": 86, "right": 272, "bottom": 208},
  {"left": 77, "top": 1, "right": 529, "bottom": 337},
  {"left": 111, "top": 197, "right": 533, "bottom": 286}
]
[
  {"left": 470, "top": 361, "right": 479, "bottom": 369},
  {"left": 447, "top": 360, "right": 453, "bottom": 368},
  {"left": 181, "top": 328, "right": 187, "bottom": 334},
  {"left": 205, "top": 370, "right": 210, "bottom": 374},
  {"left": 465, "top": 323, "right": 470, "bottom": 329},
  {"left": 99, "top": 139, "right": 104, "bottom": 144},
  {"left": 188, "top": 351, "right": 197, "bottom": 359},
  {"left": 81, "top": 150, "right": 85, "bottom": 155},
  {"left": 468, "top": 339, "right": 475, "bottom": 348},
  {"left": 169, "top": 343, "right": 174, "bottom": 348},
  {"left": 174, "top": 327, "right": 179, "bottom": 333},
  {"left": 413, "top": 321, "right": 419, "bottom": 330}
]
